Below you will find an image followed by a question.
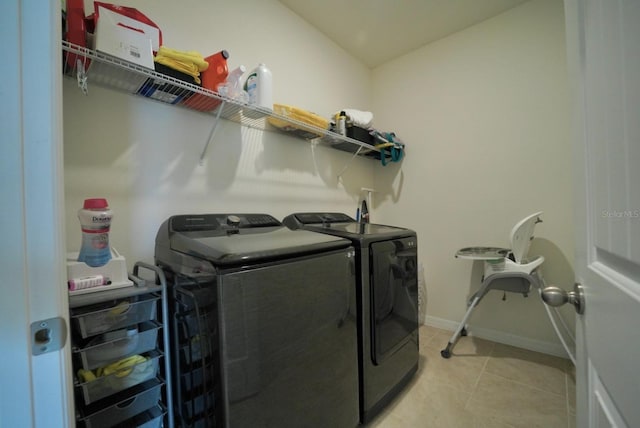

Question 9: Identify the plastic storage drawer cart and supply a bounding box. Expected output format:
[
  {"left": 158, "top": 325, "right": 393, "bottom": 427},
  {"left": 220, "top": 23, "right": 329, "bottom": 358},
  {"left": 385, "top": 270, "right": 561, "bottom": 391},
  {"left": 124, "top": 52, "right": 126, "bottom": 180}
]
[{"left": 69, "top": 262, "right": 174, "bottom": 428}]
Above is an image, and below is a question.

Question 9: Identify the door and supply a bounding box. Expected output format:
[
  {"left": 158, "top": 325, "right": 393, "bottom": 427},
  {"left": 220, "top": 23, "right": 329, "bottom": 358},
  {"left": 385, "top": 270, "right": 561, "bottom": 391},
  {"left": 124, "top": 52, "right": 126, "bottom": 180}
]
[
  {"left": 563, "top": 0, "right": 640, "bottom": 426},
  {"left": 1, "top": 1, "right": 73, "bottom": 426}
]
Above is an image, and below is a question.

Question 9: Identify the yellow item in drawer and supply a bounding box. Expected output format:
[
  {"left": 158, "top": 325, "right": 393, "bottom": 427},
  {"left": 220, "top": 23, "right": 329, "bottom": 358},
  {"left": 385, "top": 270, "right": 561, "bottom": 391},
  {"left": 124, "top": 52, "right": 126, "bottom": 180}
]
[
  {"left": 109, "top": 300, "right": 131, "bottom": 315},
  {"left": 78, "top": 354, "right": 149, "bottom": 382},
  {"left": 78, "top": 369, "right": 97, "bottom": 382},
  {"left": 268, "top": 104, "right": 329, "bottom": 139},
  {"left": 103, "top": 355, "right": 148, "bottom": 378}
]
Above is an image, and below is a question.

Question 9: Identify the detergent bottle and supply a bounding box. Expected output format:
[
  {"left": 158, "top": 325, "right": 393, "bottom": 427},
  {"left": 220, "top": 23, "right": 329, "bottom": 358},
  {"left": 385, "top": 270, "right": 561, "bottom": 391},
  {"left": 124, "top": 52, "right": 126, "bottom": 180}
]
[
  {"left": 201, "top": 50, "right": 230, "bottom": 92},
  {"left": 244, "top": 63, "right": 273, "bottom": 116},
  {"left": 77, "top": 198, "right": 113, "bottom": 267},
  {"left": 182, "top": 49, "right": 229, "bottom": 111}
]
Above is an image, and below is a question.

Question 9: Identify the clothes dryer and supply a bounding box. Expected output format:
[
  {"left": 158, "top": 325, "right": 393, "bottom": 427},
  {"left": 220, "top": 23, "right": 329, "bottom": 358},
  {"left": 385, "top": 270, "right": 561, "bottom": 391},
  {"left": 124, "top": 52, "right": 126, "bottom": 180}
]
[{"left": 282, "top": 212, "right": 419, "bottom": 424}]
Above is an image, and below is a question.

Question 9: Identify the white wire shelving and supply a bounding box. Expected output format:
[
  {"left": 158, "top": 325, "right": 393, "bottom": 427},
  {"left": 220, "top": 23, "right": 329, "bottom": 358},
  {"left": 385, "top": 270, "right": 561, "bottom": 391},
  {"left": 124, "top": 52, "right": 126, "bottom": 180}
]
[{"left": 61, "top": 40, "right": 382, "bottom": 165}]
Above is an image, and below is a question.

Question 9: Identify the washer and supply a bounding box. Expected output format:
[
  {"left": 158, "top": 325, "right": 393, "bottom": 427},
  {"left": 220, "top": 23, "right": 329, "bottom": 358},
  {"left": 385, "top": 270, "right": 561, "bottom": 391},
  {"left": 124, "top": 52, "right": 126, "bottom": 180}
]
[
  {"left": 282, "top": 212, "right": 419, "bottom": 424},
  {"left": 155, "top": 213, "right": 359, "bottom": 428}
]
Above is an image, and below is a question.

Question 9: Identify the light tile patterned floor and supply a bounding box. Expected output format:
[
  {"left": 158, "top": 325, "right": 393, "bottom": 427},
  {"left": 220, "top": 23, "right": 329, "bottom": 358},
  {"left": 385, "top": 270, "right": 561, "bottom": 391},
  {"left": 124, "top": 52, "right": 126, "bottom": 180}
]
[{"left": 366, "top": 326, "right": 576, "bottom": 428}]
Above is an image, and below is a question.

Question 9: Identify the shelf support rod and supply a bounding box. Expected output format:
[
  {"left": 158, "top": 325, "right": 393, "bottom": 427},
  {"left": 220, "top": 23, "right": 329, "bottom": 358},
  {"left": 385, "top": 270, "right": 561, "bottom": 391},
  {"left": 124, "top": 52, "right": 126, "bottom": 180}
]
[
  {"left": 199, "top": 101, "right": 226, "bottom": 165},
  {"left": 336, "top": 145, "right": 364, "bottom": 180},
  {"left": 75, "top": 58, "right": 88, "bottom": 95}
]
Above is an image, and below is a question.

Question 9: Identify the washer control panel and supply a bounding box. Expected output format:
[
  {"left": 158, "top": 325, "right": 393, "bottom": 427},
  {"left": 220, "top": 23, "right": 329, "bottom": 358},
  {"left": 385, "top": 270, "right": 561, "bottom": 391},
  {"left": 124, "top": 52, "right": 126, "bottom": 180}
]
[{"left": 170, "top": 214, "right": 281, "bottom": 232}]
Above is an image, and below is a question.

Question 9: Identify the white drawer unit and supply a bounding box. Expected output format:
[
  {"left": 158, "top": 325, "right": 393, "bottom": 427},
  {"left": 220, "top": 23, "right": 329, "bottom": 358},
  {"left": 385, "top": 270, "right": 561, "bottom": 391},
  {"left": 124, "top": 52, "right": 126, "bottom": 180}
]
[{"left": 69, "top": 262, "right": 174, "bottom": 428}]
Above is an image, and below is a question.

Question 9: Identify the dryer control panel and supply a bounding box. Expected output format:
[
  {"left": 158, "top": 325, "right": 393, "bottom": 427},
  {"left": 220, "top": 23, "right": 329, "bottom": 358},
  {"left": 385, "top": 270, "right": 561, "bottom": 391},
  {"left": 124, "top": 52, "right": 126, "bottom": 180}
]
[{"left": 283, "top": 212, "right": 355, "bottom": 229}]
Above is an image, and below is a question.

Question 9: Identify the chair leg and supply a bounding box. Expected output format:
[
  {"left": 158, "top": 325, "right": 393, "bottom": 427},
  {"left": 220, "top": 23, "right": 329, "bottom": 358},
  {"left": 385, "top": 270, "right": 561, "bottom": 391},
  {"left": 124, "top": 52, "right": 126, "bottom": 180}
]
[{"left": 441, "top": 295, "right": 481, "bottom": 358}]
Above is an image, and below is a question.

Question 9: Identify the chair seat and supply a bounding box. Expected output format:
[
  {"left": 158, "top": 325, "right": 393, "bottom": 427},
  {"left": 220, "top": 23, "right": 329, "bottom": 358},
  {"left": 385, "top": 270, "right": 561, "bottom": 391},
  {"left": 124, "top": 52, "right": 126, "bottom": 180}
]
[
  {"left": 476, "top": 270, "right": 544, "bottom": 302},
  {"left": 484, "top": 254, "right": 545, "bottom": 277}
]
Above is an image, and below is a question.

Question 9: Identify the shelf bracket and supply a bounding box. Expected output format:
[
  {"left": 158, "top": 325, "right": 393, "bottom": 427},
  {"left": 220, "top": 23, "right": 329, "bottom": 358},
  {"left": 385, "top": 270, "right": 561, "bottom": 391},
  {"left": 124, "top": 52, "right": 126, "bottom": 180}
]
[
  {"left": 336, "top": 145, "right": 364, "bottom": 180},
  {"left": 199, "top": 101, "right": 226, "bottom": 165},
  {"left": 75, "top": 58, "right": 88, "bottom": 95}
]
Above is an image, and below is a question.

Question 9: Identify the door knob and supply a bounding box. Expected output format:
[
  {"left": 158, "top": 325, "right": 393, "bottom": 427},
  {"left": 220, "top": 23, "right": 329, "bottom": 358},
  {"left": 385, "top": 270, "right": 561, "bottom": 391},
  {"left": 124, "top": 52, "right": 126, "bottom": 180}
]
[{"left": 541, "top": 283, "right": 585, "bottom": 314}]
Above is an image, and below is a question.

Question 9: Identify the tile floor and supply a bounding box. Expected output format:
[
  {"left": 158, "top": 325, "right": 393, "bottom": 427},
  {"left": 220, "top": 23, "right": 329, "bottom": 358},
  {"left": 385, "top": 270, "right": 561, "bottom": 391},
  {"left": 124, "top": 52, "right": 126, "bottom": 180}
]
[{"left": 366, "top": 326, "right": 576, "bottom": 428}]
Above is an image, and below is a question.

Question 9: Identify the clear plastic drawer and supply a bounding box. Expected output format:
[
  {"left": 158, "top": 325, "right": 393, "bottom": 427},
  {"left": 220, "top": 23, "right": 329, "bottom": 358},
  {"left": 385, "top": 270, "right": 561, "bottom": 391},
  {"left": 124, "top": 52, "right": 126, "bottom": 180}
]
[
  {"left": 76, "top": 350, "right": 162, "bottom": 405},
  {"left": 74, "top": 321, "right": 161, "bottom": 371},
  {"left": 180, "top": 333, "right": 214, "bottom": 366},
  {"left": 79, "top": 378, "right": 162, "bottom": 428},
  {"left": 182, "top": 390, "right": 215, "bottom": 420},
  {"left": 122, "top": 404, "right": 166, "bottom": 428},
  {"left": 71, "top": 294, "right": 159, "bottom": 339}
]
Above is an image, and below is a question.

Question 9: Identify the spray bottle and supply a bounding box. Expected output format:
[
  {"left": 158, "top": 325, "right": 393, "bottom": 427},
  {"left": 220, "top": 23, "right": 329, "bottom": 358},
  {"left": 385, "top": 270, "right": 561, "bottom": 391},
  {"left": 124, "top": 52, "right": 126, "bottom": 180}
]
[{"left": 218, "top": 65, "right": 248, "bottom": 102}]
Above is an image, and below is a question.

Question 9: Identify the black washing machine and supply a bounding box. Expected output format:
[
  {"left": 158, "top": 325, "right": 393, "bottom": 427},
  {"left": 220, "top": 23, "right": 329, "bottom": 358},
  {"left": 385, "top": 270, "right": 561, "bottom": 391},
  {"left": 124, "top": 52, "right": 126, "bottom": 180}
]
[
  {"left": 155, "top": 213, "right": 359, "bottom": 428},
  {"left": 282, "top": 212, "right": 419, "bottom": 424}
]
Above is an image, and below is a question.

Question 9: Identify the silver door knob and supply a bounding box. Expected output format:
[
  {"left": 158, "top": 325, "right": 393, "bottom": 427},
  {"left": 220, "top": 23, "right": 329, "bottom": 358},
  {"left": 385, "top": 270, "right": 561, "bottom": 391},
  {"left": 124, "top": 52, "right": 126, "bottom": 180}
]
[{"left": 541, "top": 283, "right": 585, "bottom": 314}]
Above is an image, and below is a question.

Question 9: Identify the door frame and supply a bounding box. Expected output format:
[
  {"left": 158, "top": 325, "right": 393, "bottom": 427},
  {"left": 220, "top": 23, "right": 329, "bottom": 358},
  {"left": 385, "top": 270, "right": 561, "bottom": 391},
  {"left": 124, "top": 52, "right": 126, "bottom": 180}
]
[{"left": 0, "top": 0, "right": 73, "bottom": 426}]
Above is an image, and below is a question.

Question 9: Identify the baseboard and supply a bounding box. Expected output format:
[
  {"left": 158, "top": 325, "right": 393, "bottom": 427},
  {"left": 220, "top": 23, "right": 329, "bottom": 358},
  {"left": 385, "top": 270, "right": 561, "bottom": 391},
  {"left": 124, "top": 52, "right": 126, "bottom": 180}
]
[{"left": 424, "top": 315, "right": 570, "bottom": 359}]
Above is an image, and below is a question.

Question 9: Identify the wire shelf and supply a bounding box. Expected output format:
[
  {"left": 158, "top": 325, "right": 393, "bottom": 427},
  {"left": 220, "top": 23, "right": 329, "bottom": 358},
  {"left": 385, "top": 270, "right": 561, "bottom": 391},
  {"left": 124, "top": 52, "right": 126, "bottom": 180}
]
[{"left": 61, "top": 40, "right": 381, "bottom": 159}]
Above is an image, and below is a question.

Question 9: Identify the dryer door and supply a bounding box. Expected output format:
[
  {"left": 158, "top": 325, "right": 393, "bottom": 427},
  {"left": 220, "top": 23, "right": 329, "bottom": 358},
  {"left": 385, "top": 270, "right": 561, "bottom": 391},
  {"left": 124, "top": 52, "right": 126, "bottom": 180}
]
[{"left": 370, "top": 237, "right": 418, "bottom": 364}]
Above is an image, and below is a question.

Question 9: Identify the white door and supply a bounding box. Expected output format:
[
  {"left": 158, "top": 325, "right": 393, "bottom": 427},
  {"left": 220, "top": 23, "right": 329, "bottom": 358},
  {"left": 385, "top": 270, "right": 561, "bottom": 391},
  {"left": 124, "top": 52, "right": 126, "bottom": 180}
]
[
  {"left": 0, "top": 1, "right": 73, "bottom": 427},
  {"left": 562, "top": 0, "right": 640, "bottom": 427}
]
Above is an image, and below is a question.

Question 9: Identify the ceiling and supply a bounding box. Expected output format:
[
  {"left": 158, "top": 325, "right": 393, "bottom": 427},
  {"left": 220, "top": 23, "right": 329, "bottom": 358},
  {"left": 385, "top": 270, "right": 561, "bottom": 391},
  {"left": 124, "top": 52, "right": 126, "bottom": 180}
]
[{"left": 278, "top": 0, "right": 529, "bottom": 68}]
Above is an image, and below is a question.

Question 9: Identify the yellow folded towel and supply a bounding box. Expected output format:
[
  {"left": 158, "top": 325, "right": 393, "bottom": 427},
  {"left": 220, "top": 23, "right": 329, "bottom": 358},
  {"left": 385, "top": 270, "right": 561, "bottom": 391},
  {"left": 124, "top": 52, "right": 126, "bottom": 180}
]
[
  {"left": 156, "top": 46, "right": 209, "bottom": 71},
  {"left": 154, "top": 46, "right": 209, "bottom": 84}
]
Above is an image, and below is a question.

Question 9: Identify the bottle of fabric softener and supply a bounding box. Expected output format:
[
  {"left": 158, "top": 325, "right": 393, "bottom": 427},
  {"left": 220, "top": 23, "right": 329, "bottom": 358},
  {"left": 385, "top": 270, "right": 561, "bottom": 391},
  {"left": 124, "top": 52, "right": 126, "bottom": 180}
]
[{"left": 77, "top": 198, "right": 113, "bottom": 267}]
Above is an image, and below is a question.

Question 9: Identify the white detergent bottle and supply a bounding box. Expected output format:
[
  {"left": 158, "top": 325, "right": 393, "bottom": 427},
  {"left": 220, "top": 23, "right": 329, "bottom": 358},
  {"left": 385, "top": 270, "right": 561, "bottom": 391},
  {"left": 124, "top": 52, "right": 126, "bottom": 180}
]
[{"left": 243, "top": 63, "right": 273, "bottom": 117}]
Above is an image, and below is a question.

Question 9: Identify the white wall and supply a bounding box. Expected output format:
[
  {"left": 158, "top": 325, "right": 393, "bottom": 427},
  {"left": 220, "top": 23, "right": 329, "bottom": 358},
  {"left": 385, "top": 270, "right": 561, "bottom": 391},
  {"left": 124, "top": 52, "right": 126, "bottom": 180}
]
[
  {"left": 64, "top": 0, "right": 575, "bottom": 355},
  {"left": 371, "top": 0, "right": 576, "bottom": 352},
  {"left": 64, "top": 0, "right": 374, "bottom": 264}
]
